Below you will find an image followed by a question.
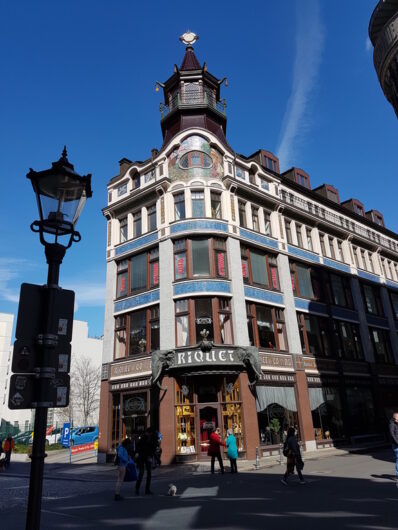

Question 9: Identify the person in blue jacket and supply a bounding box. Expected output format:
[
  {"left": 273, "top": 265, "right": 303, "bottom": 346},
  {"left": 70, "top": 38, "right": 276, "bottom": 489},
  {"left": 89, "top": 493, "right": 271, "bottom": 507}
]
[
  {"left": 226, "top": 428, "right": 239, "bottom": 473},
  {"left": 114, "top": 438, "right": 130, "bottom": 500}
]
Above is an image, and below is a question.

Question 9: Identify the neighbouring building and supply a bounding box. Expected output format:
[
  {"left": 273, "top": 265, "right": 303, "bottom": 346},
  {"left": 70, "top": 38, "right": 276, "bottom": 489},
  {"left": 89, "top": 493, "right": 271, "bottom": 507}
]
[
  {"left": 2, "top": 319, "right": 102, "bottom": 432},
  {"left": 369, "top": 0, "right": 398, "bottom": 117},
  {"left": 99, "top": 33, "right": 398, "bottom": 464}
]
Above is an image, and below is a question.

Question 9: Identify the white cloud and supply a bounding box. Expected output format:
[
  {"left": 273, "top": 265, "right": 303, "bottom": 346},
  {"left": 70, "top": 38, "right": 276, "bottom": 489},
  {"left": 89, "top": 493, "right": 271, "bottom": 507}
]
[
  {"left": 0, "top": 258, "right": 28, "bottom": 303},
  {"left": 366, "top": 36, "right": 372, "bottom": 53},
  {"left": 63, "top": 281, "right": 106, "bottom": 309},
  {"left": 277, "top": 0, "right": 325, "bottom": 170}
]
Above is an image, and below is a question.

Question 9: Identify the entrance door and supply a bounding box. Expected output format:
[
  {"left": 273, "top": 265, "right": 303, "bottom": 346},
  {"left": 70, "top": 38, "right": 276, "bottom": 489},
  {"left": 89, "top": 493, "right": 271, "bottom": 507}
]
[{"left": 198, "top": 405, "right": 218, "bottom": 457}]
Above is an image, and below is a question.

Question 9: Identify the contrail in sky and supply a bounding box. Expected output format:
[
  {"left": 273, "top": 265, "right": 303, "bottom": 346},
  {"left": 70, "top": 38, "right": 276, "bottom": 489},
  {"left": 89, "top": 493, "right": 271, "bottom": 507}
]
[{"left": 277, "top": 0, "right": 325, "bottom": 170}]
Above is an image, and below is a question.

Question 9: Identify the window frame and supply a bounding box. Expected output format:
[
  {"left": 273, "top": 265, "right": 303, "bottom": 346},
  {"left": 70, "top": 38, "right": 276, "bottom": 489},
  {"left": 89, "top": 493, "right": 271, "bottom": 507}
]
[
  {"left": 115, "top": 247, "right": 159, "bottom": 299},
  {"left": 369, "top": 327, "right": 393, "bottom": 364},
  {"left": 241, "top": 245, "right": 280, "bottom": 291},
  {"left": 246, "top": 302, "right": 288, "bottom": 352},
  {"left": 173, "top": 237, "right": 228, "bottom": 281},
  {"left": 174, "top": 192, "right": 186, "bottom": 221},
  {"left": 113, "top": 305, "right": 159, "bottom": 359}
]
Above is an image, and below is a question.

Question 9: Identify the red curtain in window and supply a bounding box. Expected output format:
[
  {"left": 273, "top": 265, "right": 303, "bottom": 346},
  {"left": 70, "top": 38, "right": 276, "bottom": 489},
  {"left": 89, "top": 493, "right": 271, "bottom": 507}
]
[
  {"left": 120, "top": 276, "right": 126, "bottom": 292},
  {"left": 177, "top": 258, "right": 185, "bottom": 275},
  {"left": 217, "top": 253, "right": 225, "bottom": 277},
  {"left": 153, "top": 262, "right": 159, "bottom": 285},
  {"left": 271, "top": 268, "right": 278, "bottom": 289},
  {"left": 242, "top": 261, "right": 248, "bottom": 278}
]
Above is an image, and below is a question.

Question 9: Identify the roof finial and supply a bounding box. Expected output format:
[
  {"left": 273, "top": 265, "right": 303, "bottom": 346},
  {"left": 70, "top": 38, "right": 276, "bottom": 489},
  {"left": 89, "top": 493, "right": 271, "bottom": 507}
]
[
  {"left": 62, "top": 145, "right": 68, "bottom": 159},
  {"left": 179, "top": 31, "right": 199, "bottom": 49}
]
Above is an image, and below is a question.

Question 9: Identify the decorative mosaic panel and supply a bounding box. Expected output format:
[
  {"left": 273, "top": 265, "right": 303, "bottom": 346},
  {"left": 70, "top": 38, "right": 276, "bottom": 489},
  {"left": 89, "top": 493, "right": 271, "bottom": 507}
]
[
  {"left": 244, "top": 286, "right": 284, "bottom": 306},
  {"left": 168, "top": 135, "right": 223, "bottom": 181},
  {"left": 240, "top": 228, "right": 279, "bottom": 250},
  {"left": 115, "top": 231, "right": 158, "bottom": 257},
  {"left": 170, "top": 219, "right": 228, "bottom": 235},
  {"left": 173, "top": 280, "right": 231, "bottom": 296},
  {"left": 287, "top": 245, "right": 320, "bottom": 264},
  {"left": 114, "top": 289, "right": 160, "bottom": 314},
  {"left": 322, "top": 258, "right": 351, "bottom": 274},
  {"left": 357, "top": 270, "right": 381, "bottom": 284},
  {"left": 294, "top": 297, "right": 328, "bottom": 316}
]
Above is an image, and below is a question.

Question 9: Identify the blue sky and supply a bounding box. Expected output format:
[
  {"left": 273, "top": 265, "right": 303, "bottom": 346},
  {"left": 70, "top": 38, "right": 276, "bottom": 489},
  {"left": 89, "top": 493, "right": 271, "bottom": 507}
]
[{"left": 0, "top": 0, "right": 396, "bottom": 339}]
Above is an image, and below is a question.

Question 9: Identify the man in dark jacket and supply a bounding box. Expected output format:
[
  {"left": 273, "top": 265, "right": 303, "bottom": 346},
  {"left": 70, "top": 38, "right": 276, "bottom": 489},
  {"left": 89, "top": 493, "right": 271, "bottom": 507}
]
[
  {"left": 389, "top": 412, "right": 398, "bottom": 486},
  {"left": 135, "top": 428, "right": 156, "bottom": 495}
]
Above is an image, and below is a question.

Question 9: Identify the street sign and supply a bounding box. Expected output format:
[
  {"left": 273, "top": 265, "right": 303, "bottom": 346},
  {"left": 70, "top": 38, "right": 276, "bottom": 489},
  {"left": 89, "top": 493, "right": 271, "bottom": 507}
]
[
  {"left": 8, "top": 373, "right": 70, "bottom": 409},
  {"left": 9, "top": 282, "right": 74, "bottom": 410},
  {"left": 61, "top": 423, "right": 71, "bottom": 447},
  {"left": 12, "top": 283, "right": 74, "bottom": 375}
]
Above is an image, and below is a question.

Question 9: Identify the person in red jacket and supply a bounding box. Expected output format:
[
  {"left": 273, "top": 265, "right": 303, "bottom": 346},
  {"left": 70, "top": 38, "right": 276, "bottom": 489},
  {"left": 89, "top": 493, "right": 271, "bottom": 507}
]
[
  {"left": 207, "top": 427, "right": 225, "bottom": 474},
  {"left": 3, "top": 434, "right": 15, "bottom": 469}
]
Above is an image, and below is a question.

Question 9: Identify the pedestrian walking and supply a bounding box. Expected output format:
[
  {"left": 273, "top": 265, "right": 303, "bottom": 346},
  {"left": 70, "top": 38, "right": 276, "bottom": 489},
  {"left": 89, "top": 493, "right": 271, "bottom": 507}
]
[
  {"left": 226, "top": 428, "right": 238, "bottom": 473},
  {"left": 114, "top": 438, "right": 130, "bottom": 501},
  {"left": 389, "top": 411, "right": 398, "bottom": 487},
  {"left": 135, "top": 428, "right": 156, "bottom": 495},
  {"left": 281, "top": 427, "right": 305, "bottom": 485},
  {"left": 3, "top": 434, "right": 14, "bottom": 469},
  {"left": 208, "top": 427, "right": 225, "bottom": 474}
]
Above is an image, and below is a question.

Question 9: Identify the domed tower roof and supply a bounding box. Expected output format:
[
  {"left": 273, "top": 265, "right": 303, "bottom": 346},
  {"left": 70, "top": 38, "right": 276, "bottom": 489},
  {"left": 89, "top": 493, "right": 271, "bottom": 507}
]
[{"left": 156, "top": 32, "right": 229, "bottom": 148}]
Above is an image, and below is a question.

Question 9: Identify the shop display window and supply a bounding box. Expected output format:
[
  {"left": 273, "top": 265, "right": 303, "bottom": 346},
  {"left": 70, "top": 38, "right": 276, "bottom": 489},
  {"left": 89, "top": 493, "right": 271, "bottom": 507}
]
[
  {"left": 256, "top": 386, "right": 298, "bottom": 445},
  {"left": 309, "top": 387, "right": 344, "bottom": 441},
  {"left": 175, "top": 381, "right": 196, "bottom": 455},
  {"left": 221, "top": 378, "right": 244, "bottom": 452}
]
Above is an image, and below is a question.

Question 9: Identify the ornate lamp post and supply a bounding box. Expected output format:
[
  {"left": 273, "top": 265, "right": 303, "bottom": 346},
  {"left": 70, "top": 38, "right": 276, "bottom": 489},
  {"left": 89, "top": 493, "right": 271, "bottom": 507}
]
[{"left": 25, "top": 147, "right": 92, "bottom": 530}]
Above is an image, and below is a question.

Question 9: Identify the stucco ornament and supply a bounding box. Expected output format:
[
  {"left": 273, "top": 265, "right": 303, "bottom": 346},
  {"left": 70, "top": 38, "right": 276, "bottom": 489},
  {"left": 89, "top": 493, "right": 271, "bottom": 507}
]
[
  {"left": 199, "top": 328, "right": 213, "bottom": 353},
  {"left": 236, "top": 346, "right": 262, "bottom": 386},
  {"left": 151, "top": 349, "right": 175, "bottom": 389}
]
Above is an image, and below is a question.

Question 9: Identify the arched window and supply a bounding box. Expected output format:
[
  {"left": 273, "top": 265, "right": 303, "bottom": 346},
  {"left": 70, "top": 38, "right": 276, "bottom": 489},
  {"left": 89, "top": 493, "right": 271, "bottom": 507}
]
[{"left": 179, "top": 151, "right": 213, "bottom": 169}]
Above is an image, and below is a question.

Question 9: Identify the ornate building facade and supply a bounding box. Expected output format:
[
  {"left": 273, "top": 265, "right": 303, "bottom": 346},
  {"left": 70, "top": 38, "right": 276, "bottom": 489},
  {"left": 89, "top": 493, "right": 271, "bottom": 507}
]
[
  {"left": 99, "top": 34, "right": 398, "bottom": 464},
  {"left": 369, "top": 0, "right": 398, "bottom": 117}
]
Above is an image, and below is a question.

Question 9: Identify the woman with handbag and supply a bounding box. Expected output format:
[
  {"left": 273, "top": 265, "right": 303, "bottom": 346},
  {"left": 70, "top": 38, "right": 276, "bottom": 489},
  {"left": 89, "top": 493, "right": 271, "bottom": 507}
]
[
  {"left": 114, "top": 438, "right": 130, "bottom": 500},
  {"left": 281, "top": 427, "right": 306, "bottom": 485}
]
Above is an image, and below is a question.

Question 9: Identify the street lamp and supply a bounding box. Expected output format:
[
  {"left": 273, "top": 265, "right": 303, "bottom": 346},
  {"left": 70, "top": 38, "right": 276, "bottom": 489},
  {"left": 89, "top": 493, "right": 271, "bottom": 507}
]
[{"left": 24, "top": 147, "right": 92, "bottom": 530}]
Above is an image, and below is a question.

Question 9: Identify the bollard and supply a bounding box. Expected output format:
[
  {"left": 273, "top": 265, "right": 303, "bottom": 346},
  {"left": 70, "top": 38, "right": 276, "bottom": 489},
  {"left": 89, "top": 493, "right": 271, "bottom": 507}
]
[
  {"left": 254, "top": 446, "right": 260, "bottom": 470},
  {"left": 279, "top": 443, "right": 283, "bottom": 465}
]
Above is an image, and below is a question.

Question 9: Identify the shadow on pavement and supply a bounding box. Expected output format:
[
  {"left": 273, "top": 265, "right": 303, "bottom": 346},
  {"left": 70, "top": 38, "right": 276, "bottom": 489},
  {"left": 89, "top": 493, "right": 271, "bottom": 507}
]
[{"left": 2, "top": 466, "right": 398, "bottom": 530}]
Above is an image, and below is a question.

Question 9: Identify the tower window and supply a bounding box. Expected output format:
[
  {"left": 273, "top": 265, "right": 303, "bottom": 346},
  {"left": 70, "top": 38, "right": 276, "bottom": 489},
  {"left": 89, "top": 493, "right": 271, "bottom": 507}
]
[{"left": 179, "top": 151, "right": 213, "bottom": 169}]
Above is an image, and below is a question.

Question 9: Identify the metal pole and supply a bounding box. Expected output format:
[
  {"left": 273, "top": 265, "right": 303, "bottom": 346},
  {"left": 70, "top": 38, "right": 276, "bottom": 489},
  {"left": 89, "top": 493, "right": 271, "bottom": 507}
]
[
  {"left": 279, "top": 443, "right": 283, "bottom": 465},
  {"left": 25, "top": 243, "right": 65, "bottom": 530},
  {"left": 254, "top": 446, "right": 260, "bottom": 470}
]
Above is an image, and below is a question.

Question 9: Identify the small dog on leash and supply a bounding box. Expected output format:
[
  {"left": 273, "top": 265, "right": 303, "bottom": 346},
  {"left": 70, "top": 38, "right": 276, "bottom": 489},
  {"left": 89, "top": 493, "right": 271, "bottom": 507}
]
[{"left": 168, "top": 484, "right": 177, "bottom": 496}]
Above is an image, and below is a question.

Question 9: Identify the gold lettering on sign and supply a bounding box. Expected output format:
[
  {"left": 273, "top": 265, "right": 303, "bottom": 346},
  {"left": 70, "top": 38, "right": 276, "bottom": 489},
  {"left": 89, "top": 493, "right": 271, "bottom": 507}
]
[{"left": 110, "top": 358, "right": 151, "bottom": 380}]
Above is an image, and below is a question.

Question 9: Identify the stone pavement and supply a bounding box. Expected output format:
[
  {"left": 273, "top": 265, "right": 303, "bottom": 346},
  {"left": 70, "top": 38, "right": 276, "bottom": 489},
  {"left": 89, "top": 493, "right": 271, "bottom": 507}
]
[{"left": 1, "top": 446, "right": 397, "bottom": 529}]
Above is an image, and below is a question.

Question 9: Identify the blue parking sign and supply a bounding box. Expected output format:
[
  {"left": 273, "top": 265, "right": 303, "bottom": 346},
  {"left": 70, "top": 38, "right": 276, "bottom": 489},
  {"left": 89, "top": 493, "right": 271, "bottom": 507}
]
[{"left": 61, "top": 422, "right": 71, "bottom": 447}]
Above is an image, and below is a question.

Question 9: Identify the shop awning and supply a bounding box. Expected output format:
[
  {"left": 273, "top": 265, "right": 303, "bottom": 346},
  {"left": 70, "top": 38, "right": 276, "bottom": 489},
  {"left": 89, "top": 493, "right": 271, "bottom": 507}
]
[
  {"left": 256, "top": 385, "right": 297, "bottom": 412},
  {"left": 308, "top": 387, "right": 326, "bottom": 411}
]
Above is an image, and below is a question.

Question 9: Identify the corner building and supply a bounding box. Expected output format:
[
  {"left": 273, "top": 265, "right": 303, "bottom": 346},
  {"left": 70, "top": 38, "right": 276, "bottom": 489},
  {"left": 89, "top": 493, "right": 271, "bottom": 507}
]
[{"left": 99, "top": 35, "right": 398, "bottom": 464}]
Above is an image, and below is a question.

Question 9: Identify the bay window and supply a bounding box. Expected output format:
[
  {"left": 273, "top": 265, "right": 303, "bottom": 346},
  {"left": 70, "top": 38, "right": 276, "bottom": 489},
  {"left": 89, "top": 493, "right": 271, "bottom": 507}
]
[
  {"left": 298, "top": 313, "right": 331, "bottom": 357},
  {"left": 192, "top": 190, "right": 205, "bottom": 218},
  {"left": 333, "top": 320, "right": 363, "bottom": 361},
  {"left": 290, "top": 262, "right": 322, "bottom": 301},
  {"left": 114, "top": 305, "right": 159, "bottom": 359},
  {"left": 361, "top": 283, "right": 383, "bottom": 316},
  {"left": 241, "top": 246, "right": 279, "bottom": 291},
  {"left": 173, "top": 237, "right": 228, "bottom": 281},
  {"left": 175, "top": 297, "right": 233, "bottom": 346},
  {"left": 174, "top": 192, "right": 186, "bottom": 220},
  {"left": 116, "top": 247, "right": 159, "bottom": 298},
  {"left": 148, "top": 204, "right": 157, "bottom": 232},
  {"left": 247, "top": 303, "right": 288, "bottom": 351},
  {"left": 370, "top": 327, "right": 393, "bottom": 364},
  {"left": 211, "top": 192, "right": 222, "bottom": 219}
]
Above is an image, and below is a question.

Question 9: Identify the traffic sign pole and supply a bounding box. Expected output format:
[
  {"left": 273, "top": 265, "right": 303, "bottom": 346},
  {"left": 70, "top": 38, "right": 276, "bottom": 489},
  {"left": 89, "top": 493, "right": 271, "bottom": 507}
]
[{"left": 26, "top": 243, "right": 65, "bottom": 530}]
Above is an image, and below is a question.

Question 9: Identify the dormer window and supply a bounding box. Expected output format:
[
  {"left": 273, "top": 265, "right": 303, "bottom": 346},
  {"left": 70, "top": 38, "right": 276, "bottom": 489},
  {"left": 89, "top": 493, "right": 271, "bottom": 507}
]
[
  {"left": 353, "top": 203, "right": 364, "bottom": 216},
  {"left": 327, "top": 188, "right": 339, "bottom": 203},
  {"left": 179, "top": 151, "right": 213, "bottom": 169},
  {"left": 296, "top": 172, "right": 310, "bottom": 188}
]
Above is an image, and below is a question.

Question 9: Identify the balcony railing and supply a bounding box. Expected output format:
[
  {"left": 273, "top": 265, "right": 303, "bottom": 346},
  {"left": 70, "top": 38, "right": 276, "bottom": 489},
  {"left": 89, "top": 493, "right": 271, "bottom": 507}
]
[
  {"left": 160, "top": 92, "right": 227, "bottom": 119},
  {"left": 279, "top": 189, "right": 398, "bottom": 253}
]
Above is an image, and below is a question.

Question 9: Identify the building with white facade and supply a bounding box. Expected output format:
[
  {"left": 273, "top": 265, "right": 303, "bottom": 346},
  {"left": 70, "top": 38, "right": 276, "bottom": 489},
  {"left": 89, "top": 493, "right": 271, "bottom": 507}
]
[
  {"left": 99, "top": 34, "right": 398, "bottom": 464},
  {"left": 1, "top": 318, "right": 102, "bottom": 432}
]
